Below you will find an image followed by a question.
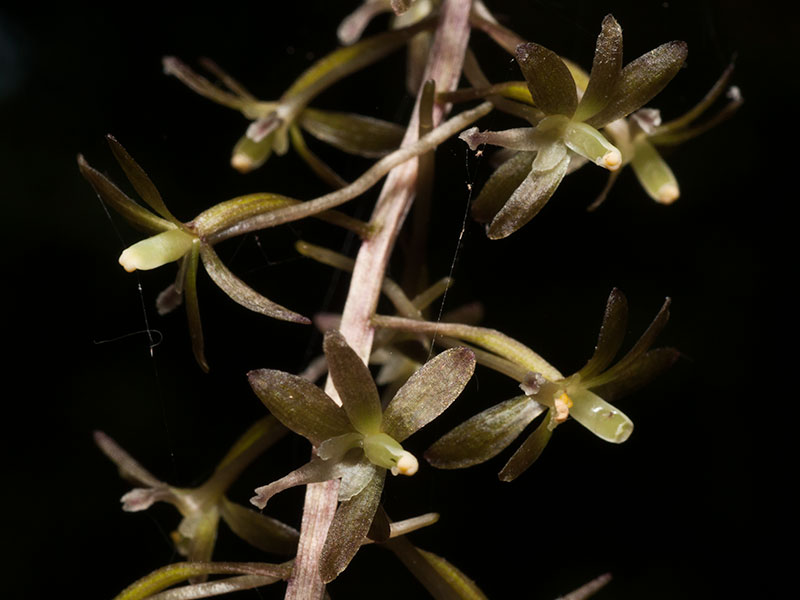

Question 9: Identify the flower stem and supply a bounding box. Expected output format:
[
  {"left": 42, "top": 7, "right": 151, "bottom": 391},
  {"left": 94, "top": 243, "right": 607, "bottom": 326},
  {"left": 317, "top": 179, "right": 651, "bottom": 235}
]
[{"left": 283, "top": 3, "right": 474, "bottom": 598}]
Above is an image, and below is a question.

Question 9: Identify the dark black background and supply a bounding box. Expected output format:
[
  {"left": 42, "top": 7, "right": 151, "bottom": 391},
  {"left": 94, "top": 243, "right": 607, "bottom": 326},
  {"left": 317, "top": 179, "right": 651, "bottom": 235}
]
[{"left": 3, "top": 1, "right": 790, "bottom": 598}]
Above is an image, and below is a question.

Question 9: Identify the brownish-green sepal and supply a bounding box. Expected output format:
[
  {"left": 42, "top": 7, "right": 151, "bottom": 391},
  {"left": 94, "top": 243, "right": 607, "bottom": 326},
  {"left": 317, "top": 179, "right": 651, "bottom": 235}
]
[
  {"left": 106, "top": 135, "right": 180, "bottom": 224},
  {"left": 591, "top": 297, "right": 671, "bottom": 386},
  {"left": 586, "top": 41, "right": 688, "bottom": 128},
  {"left": 425, "top": 395, "right": 543, "bottom": 469},
  {"left": 592, "top": 347, "right": 680, "bottom": 400},
  {"left": 299, "top": 108, "right": 404, "bottom": 158},
  {"left": 578, "top": 288, "right": 628, "bottom": 379},
  {"left": 219, "top": 498, "right": 298, "bottom": 555},
  {"left": 382, "top": 348, "right": 476, "bottom": 443},
  {"left": 498, "top": 415, "right": 552, "bottom": 482},
  {"left": 487, "top": 153, "right": 570, "bottom": 239},
  {"left": 471, "top": 151, "right": 535, "bottom": 224},
  {"left": 415, "top": 547, "right": 489, "bottom": 600},
  {"left": 77, "top": 154, "right": 171, "bottom": 234},
  {"left": 324, "top": 330, "right": 383, "bottom": 434},
  {"left": 367, "top": 505, "right": 392, "bottom": 543},
  {"left": 515, "top": 42, "right": 577, "bottom": 117},
  {"left": 183, "top": 243, "right": 209, "bottom": 372},
  {"left": 574, "top": 14, "right": 624, "bottom": 122},
  {"left": 247, "top": 369, "right": 350, "bottom": 446},
  {"left": 319, "top": 464, "right": 384, "bottom": 583},
  {"left": 199, "top": 244, "right": 310, "bottom": 324}
]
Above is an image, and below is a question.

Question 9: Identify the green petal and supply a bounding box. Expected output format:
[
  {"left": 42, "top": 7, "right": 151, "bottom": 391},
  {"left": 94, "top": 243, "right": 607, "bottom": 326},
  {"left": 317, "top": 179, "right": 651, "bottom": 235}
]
[
  {"left": 387, "top": 538, "right": 489, "bottom": 600},
  {"left": 578, "top": 288, "right": 628, "bottom": 379},
  {"left": 574, "top": 15, "right": 623, "bottom": 122},
  {"left": 425, "top": 395, "right": 544, "bottom": 469},
  {"left": 471, "top": 151, "right": 535, "bottom": 223},
  {"left": 487, "top": 153, "right": 570, "bottom": 239},
  {"left": 586, "top": 41, "right": 688, "bottom": 128},
  {"left": 319, "top": 466, "right": 384, "bottom": 583},
  {"left": 568, "top": 388, "right": 633, "bottom": 443},
  {"left": 247, "top": 370, "right": 350, "bottom": 446},
  {"left": 182, "top": 242, "right": 209, "bottom": 372},
  {"left": 299, "top": 108, "right": 404, "bottom": 158},
  {"left": 382, "top": 347, "right": 476, "bottom": 442},
  {"left": 112, "top": 561, "right": 291, "bottom": 600},
  {"left": 77, "top": 154, "right": 171, "bottom": 234},
  {"left": 497, "top": 415, "right": 552, "bottom": 482},
  {"left": 199, "top": 244, "right": 310, "bottom": 324},
  {"left": 106, "top": 135, "right": 180, "bottom": 224},
  {"left": 337, "top": 454, "right": 379, "bottom": 501},
  {"left": 324, "top": 330, "right": 383, "bottom": 434},
  {"left": 515, "top": 42, "right": 578, "bottom": 117},
  {"left": 630, "top": 137, "right": 679, "bottom": 204},
  {"left": 219, "top": 497, "right": 298, "bottom": 555}
]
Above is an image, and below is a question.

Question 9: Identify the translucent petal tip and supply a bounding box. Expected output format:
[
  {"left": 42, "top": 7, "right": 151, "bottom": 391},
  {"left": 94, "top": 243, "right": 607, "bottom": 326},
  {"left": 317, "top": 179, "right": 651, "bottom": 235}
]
[{"left": 657, "top": 182, "right": 680, "bottom": 204}]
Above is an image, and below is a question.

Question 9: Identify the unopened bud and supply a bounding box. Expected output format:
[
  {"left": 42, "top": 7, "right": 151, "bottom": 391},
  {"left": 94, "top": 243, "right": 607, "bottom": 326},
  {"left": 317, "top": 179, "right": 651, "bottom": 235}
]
[{"left": 118, "top": 229, "right": 195, "bottom": 272}]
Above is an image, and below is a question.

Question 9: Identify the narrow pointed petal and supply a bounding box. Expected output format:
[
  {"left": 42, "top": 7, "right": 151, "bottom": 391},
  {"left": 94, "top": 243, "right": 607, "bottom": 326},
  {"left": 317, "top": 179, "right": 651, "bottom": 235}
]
[
  {"left": 250, "top": 458, "right": 341, "bottom": 510},
  {"left": 247, "top": 369, "right": 350, "bottom": 446},
  {"left": 119, "top": 230, "right": 195, "bottom": 273},
  {"left": 471, "top": 151, "right": 535, "bottom": 223},
  {"left": 338, "top": 1, "right": 392, "bottom": 45},
  {"left": 219, "top": 497, "right": 298, "bottom": 555},
  {"left": 586, "top": 41, "right": 688, "bottom": 128},
  {"left": 497, "top": 416, "right": 552, "bottom": 481},
  {"left": 162, "top": 56, "right": 254, "bottom": 112},
  {"left": 289, "top": 124, "right": 348, "bottom": 189},
  {"left": 630, "top": 138, "right": 679, "bottom": 204},
  {"left": 319, "top": 466, "right": 385, "bottom": 583},
  {"left": 182, "top": 243, "right": 209, "bottom": 372},
  {"left": 77, "top": 155, "right": 171, "bottom": 234},
  {"left": 562, "top": 122, "right": 622, "bottom": 171},
  {"left": 515, "top": 42, "right": 578, "bottom": 117},
  {"left": 487, "top": 154, "right": 570, "bottom": 239},
  {"left": 106, "top": 135, "right": 180, "bottom": 224},
  {"left": 143, "top": 575, "right": 278, "bottom": 600},
  {"left": 387, "top": 538, "right": 489, "bottom": 600},
  {"left": 578, "top": 288, "right": 629, "bottom": 379},
  {"left": 425, "top": 395, "right": 544, "bottom": 469},
  {"left": 382, "top": 348, "right": 476, "bottom": 442},
  {"left": 112, "top": 561, "right": 291, "bottom": 600},
  {"left": 299, "top": 108, "right": 404, "bottom": 158},
  {"left": 590, "top": 347, "right": 680, "bottom": 400},
  {"left": 653, "top": 63, "right": 736, "bottom": 134},
  {"left": 568, "top": 388, "right": 633, "bottom": 443},
  {"left": 199, "top": 244, "right": 310, "bottom": 324},
  {"left": 600, "top": 297, "right": 672, "bottom": 382},
  {"left": 574, "top": 15, "right": 623, "bottom": 122},
  {"left": 324, "top": 330, "right": 383, "bottom": 434},
  {"left": 94, "top": 431, "right": 164, "bottom": 488},
  {"left": 560, "top": 573, "right": 613, "bottom": 600}
]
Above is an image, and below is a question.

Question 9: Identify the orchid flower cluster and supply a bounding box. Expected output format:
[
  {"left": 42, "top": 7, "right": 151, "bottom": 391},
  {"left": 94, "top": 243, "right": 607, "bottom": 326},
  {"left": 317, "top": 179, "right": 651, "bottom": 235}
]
[{"left": 83, "top": 2, "right": 737, "bottom": 599}]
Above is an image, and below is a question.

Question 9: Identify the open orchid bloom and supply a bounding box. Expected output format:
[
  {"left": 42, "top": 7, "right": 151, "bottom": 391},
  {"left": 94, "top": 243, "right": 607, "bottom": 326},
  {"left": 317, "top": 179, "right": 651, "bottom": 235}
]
[
  {"left": 592, "top": 64, "right": 743, "bottom": 208},
  {"left": 78, "top": 136, "right": 313, "bottom": 371},
  {"left": 373, "top": 289, "right": 678, "bottom": 482},
  {"left": 94, "top": 418, "right": 299, "bottom": 572},
  {"left": 162, "top": 21, "right": 433, "bottom": 181},
  {"left": 460, "top": 15, "right": 687, "bottom": 238},
  {"left": 248, "top": 330, "right": 475, "bottom": 582}
]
